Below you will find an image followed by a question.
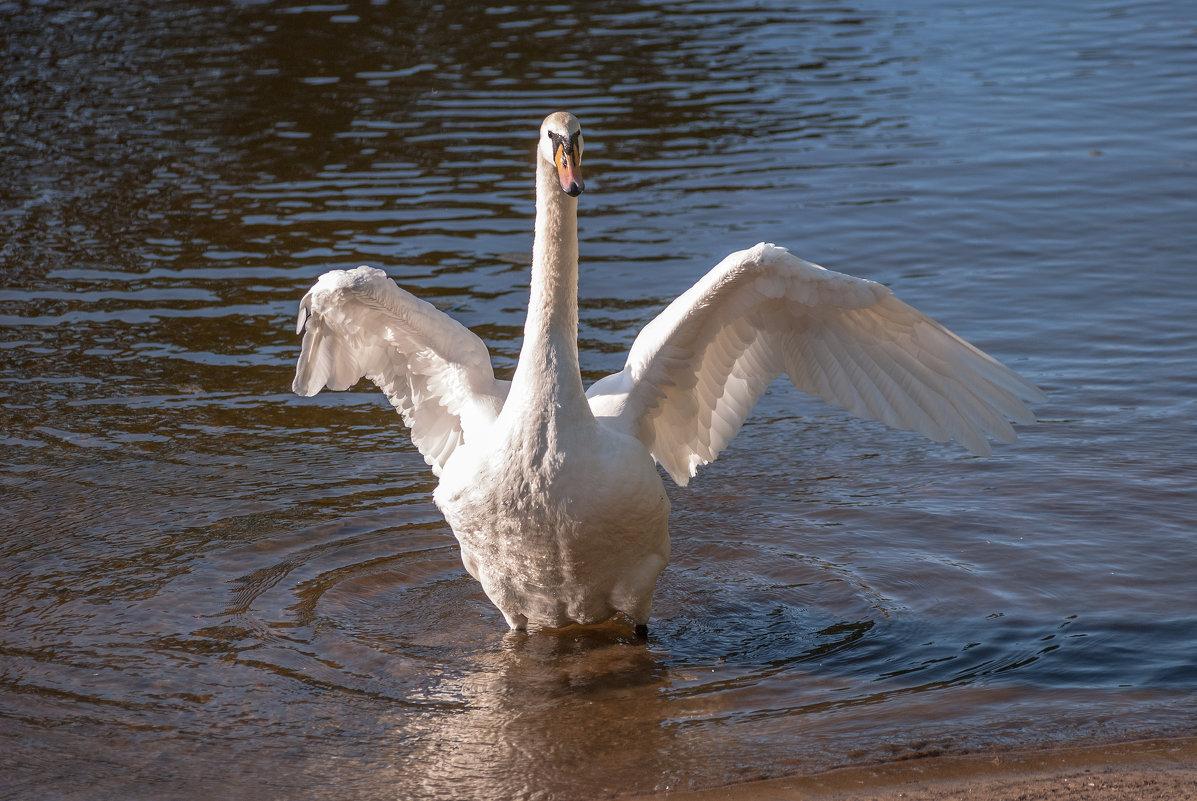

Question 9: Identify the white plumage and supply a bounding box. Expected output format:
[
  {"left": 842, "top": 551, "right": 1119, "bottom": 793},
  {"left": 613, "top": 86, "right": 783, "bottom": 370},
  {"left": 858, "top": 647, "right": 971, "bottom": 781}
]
[{"left": 293, "top": 111, "right": 1044, "bottom": 631}]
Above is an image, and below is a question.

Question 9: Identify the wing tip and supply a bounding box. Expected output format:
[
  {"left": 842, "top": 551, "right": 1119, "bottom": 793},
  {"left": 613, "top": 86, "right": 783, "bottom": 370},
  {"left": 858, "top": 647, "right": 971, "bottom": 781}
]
[{"left": 1023, "top": 383, "right": 1049, "bottom": 405}]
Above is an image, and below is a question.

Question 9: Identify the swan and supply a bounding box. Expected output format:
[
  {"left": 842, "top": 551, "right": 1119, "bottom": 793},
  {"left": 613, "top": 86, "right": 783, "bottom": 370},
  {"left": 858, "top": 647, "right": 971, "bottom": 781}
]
[{"left": 292, "top": 111, "right": 1044, "bottom": 633}]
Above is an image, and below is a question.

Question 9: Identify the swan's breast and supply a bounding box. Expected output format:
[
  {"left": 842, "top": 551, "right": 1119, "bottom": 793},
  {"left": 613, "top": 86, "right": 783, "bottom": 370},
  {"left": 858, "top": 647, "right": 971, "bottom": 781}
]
[{"left": 432, "top": 422, "right": 670, "bottom": 627}]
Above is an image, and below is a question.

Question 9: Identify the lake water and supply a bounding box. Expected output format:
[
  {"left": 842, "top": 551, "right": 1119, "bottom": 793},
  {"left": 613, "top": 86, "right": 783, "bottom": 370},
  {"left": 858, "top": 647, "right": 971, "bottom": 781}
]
[{"left": 2, "top": 1, "right": 1195, "bottom": 798}]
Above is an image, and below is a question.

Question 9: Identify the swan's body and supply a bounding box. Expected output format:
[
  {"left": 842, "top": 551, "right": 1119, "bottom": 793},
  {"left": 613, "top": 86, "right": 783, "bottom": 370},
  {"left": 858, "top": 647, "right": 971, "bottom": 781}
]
[{"left": 293, "top": 112, "right": 1044, "bottom": 631}]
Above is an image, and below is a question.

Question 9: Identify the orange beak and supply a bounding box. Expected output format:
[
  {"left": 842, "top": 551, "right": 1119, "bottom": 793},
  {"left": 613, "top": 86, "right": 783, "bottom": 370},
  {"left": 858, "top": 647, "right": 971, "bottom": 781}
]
[{"left": 555, "top": 143, "right": 584, "bottom": 197}]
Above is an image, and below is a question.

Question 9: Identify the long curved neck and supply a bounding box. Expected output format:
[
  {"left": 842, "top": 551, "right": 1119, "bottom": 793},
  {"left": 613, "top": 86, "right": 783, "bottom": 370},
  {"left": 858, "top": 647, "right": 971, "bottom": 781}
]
[{"left": 506, "top": 152, "right": 588, "bottom": 418}]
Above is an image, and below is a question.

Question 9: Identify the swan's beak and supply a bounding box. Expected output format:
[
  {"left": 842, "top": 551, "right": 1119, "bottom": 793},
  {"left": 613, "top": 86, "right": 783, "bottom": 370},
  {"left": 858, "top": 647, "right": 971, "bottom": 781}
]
[{"left": 555, "top": 143, "right": 584, "bottom": 197}]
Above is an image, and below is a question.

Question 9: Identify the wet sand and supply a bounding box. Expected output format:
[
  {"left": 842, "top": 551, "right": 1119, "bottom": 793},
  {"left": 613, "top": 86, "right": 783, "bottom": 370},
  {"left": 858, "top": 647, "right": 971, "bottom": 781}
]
[{"left": 637, "top": 737, "right": 1197, "bottom": 800}]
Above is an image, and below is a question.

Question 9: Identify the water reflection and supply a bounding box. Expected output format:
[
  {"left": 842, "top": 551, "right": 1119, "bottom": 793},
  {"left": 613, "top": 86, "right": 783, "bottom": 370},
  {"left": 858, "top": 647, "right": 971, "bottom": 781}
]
[{"left": 394, "top": 628, "right": 672, "bottom": 799}]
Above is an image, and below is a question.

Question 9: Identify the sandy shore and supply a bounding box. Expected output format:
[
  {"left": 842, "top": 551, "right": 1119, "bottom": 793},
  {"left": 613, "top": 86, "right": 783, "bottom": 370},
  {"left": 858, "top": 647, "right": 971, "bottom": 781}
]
[{"left": 635, "top": 737, "right": 1197, "bottom": 800}]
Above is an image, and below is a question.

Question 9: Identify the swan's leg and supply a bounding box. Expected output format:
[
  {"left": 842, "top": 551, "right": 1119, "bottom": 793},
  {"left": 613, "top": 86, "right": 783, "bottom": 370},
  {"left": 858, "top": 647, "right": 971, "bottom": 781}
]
[{"left": 503, "top": 611, "right": 528, "bottom": 631}]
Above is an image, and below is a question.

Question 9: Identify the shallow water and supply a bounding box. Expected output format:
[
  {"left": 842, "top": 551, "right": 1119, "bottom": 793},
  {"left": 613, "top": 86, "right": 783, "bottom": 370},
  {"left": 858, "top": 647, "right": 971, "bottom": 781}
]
[{"left": 2, "top": 0, "right": 1195, "bottom": 798}]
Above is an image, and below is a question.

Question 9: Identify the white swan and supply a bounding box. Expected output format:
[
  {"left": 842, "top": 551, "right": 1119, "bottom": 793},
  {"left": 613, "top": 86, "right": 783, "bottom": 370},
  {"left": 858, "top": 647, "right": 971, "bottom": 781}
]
[{"left": 292, "top": 111, "right": 1044, "bottom": 632}]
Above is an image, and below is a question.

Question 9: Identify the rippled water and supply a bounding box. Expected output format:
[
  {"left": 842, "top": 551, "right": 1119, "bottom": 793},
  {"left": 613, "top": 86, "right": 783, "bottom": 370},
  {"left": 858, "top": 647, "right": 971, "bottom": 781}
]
[{"left": 2, "top": 1, "right": 1195, "bottom": 798}]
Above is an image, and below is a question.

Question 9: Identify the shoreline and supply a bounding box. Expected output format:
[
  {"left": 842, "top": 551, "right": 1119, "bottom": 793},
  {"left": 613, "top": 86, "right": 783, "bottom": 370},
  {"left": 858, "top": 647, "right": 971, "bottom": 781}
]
[{"left": 634, "top": 736, "right": 1197, "bottom": 800}]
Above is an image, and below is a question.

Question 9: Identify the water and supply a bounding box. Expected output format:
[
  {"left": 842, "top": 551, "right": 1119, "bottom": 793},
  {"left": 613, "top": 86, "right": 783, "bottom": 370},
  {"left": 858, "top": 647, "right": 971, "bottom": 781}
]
[{"left": 2, "top": 0, "right": 1195, "bottom": 798}]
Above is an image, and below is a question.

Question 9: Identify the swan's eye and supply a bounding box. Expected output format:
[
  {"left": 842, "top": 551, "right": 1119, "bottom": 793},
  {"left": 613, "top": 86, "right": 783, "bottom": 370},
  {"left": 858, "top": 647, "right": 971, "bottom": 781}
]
[
  {"left": 548, "top": 131, "right": 579, "bottom": 167},
  {"left": 547, "top": 131, "right": 566, "bottom": 151}
]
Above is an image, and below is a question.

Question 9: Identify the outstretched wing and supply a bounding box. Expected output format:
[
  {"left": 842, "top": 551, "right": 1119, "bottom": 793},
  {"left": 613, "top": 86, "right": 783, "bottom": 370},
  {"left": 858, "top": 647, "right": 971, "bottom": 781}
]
[
  {"left": 293, "top": 266, "right": 508, "bottom": 475},
  {"left": 586, "top": 243, "right": 1045, "bottom": 485}
]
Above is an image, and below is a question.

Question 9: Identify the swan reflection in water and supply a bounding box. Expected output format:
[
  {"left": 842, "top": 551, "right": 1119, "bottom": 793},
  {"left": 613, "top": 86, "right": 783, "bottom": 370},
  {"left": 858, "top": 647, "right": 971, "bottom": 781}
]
[
  {"left": 361, "top": 603, "right": 879, "bottom": 798},
  {"left": 292, "top": 112, "right": 1044, "bottom": 633}
]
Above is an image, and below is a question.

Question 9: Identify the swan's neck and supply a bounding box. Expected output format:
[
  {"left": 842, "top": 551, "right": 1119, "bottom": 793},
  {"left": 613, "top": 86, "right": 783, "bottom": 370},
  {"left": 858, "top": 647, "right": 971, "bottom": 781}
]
[{"left": 506, "top": 154, "right": 588, "bottom": 421}]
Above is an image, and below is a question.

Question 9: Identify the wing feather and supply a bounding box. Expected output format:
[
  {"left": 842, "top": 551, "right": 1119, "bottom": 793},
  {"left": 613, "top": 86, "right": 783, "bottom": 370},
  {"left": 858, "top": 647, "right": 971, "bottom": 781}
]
[
  {"left": 586, "top": 243, "right": 1045, "bottom": 485},
  {"left": 293, "top": 266, "right": 508, "bottom": 475}
]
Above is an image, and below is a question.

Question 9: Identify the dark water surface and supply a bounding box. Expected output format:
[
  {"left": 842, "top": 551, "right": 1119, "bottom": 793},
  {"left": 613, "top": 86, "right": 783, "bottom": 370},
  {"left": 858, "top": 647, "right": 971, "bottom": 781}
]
[{"left": 2, "top": 1, "right": 1195, "bottom": 799}]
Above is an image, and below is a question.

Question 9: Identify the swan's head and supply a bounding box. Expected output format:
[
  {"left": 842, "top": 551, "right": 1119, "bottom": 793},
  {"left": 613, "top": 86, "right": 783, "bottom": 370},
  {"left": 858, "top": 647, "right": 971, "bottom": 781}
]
[{"left": 539, "top": 111, "right": 584, "bottom": 197}]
